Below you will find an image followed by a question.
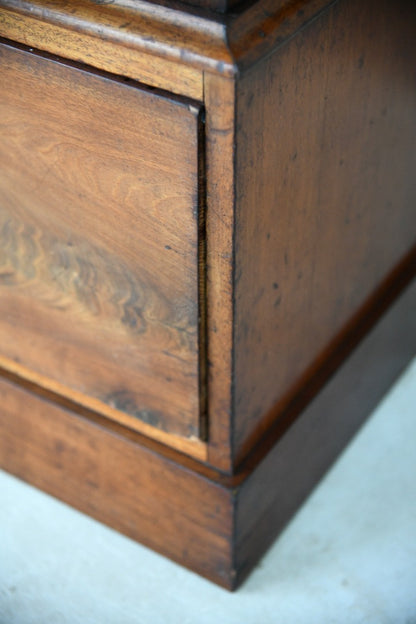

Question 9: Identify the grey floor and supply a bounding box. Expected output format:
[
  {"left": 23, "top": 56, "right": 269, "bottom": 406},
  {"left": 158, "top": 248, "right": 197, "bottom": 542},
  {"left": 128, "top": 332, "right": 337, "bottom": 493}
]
[{"left": 1, "top": 356, "right": 415, "bottom": 624}]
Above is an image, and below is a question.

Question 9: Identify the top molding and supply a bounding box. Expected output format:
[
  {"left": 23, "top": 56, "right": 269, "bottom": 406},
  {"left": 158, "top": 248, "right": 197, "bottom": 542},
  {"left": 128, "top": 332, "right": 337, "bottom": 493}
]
[
  {"left": 0, "top": 0, "right": 337, "bottom": 78},
  {"left": 154, "top": 0, "right": 245, "bottom": 15}
]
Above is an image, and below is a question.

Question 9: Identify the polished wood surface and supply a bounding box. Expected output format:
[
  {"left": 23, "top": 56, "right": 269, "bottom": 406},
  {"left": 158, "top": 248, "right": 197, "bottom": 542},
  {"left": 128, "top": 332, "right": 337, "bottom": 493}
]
[
  {"left": 204, "top": 72, "right": 236, "bottom": 471},
  {"left": 0, "top": 0, "right": 235, "bottom": 85},
  {"left": 0, "top": 42, "right": 206, "bottom": 451},
  {"left": 233, "top": 0, "right": 416, "bottom": 463},
  {"left": 0, "top": 0, "right": 337, "bottom": 94},
  {"left": 0, "top": 5, "right": 205, "bottom": 100},
  {"left": 0, "top": 372, "right": 233, "bottom": 588},
  {"left": 235, "top": 276, "right": 416, "bottom": 588},
  {"left": 168, "top": 0, "right": 243, "bottom": 13},
  {"left": 0, "top": 0, "right": 415, "bottom": 589},
  {"left": 0, "top": 275, "right": 414, "bottom": 590}
]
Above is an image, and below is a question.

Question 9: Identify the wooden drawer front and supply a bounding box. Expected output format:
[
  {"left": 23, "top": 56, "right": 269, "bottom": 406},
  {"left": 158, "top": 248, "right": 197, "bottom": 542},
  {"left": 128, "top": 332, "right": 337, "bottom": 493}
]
[{"left": 0, "top": 42, "right": 203, "bottom": 442}]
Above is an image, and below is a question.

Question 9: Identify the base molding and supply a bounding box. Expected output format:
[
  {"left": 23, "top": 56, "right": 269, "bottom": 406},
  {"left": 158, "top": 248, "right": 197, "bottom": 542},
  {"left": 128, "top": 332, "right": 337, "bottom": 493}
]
[
  {"left": 234, "top": 275, "right": 416, "bottom": 587},
  {"left": 1, "top": 275, "right": 415, "bottom": 590}
]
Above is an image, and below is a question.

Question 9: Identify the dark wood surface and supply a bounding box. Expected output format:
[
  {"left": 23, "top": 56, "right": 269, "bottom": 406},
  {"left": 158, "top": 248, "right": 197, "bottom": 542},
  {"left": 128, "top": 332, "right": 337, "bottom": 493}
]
[
  {"left": 0, "top": 0, "right": 235, "bottom": 83},
  {"left": 0, "top": 0, "right": 339, "bottom": 93},
  {"left": 0, "top": 1, "right": 207, "bottom": 100},
  {"left": 235, "top": 275, "right": 416, "bottom": 588},
  {"left": 0, "top": 275, "right": 414, "bottom": 590},
  {"left": 0, "top": 0, "right": 415, "bottom": 590},
  {"left": 233, "top": 0, "right": 416, "bottom": 465},
  {"left": 0, "top": 42, "right": 206, "bottom": 455},
  {"left": 171, "top": 0, "right": 244, "bottom": 13},
  {"left": 204, "top": 72, "right": 236, "bottom": 472},
  {"left": 0, "top": 371, "right": 234, "bottom": 588}
]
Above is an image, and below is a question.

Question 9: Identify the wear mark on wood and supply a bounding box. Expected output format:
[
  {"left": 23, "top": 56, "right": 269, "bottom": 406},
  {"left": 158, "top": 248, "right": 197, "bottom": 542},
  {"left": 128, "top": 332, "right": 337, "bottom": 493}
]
[{"left": 106, "top": 388, "right": 198, "bottom": 436}]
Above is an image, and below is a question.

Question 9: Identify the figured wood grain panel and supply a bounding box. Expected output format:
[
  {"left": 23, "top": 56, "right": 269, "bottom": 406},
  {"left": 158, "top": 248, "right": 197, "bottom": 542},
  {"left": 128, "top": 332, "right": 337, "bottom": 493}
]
[
  {"left": 234, "top": 0, "right": 416, "bottom": 462},
  {"left": 0, "top": 42, "right": 205, "bottom": 447}
]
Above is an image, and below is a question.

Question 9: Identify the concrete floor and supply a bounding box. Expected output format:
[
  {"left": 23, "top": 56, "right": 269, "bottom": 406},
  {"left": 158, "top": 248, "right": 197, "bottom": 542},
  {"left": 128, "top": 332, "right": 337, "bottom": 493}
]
[{"left": 0, "top": 356, "right": 415, "bottom": 624}]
